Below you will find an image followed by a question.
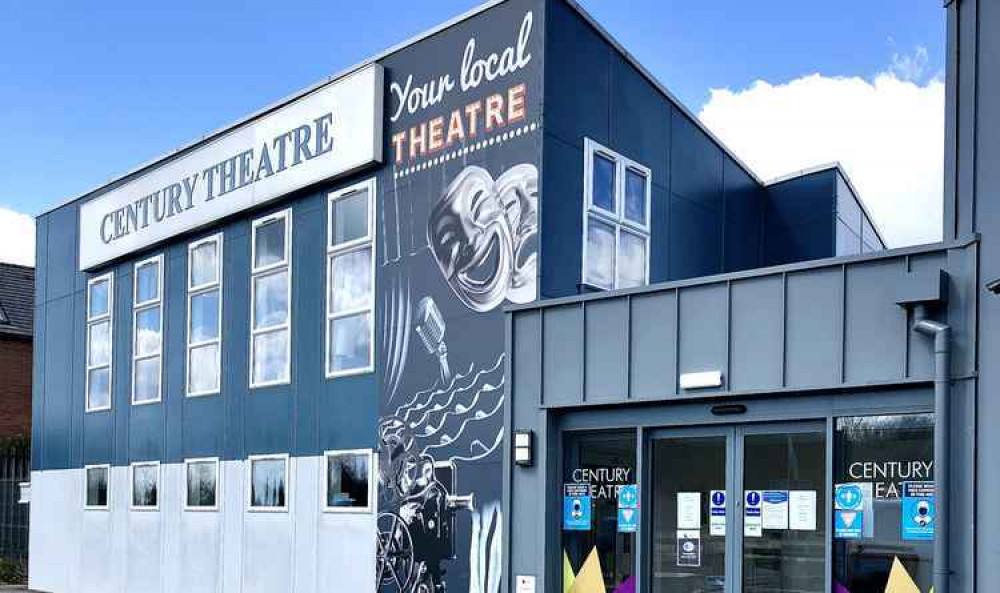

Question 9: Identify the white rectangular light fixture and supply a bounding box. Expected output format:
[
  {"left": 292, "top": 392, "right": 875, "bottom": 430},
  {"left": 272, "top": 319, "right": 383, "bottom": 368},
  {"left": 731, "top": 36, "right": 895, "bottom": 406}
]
[
  {"left": 680, "top": 370, "right": 724, "bottom": 390},
  {"left": 18, "top": 482, "right": 30, "bottom": 504},
  {"left": 513, "top": 429, "right": 533, "bottom": 467}
]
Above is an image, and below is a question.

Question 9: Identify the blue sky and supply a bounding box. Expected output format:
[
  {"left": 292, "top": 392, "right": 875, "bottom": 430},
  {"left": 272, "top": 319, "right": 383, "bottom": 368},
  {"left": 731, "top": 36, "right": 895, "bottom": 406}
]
[{"left": 0, "top": 0, "right": 944, "bottom": 245}]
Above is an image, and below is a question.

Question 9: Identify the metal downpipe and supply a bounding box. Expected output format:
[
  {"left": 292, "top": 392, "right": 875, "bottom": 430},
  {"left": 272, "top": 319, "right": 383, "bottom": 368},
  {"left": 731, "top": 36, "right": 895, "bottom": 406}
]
[{"left": 912, "top": 309, "right": 951, "bottom": 593}]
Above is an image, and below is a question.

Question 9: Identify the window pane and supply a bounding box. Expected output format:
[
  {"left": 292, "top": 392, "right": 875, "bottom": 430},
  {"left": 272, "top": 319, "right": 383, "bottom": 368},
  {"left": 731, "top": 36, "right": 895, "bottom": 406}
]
[
  {"left": 592, "top": 153, "right": 616, "bottom": 212},
  {"left": 253, "top": 270, "right": 289, "bottom": 329},
  {"left": 617, "top": 231, "right": 647, "bottom": 289},
  {"left": 133, "top": 357, "right": 160, "bottom": 402},
  {"left": 329, "top": 313, "right": 371, "bottom": 373},
  {"left": 625, "top": 168, "right": 647, "bottom": 225},
  {"left": 834, "top": 414, "right": 935, "bottom": 592},
  {"left": 327, "top": 453, "right": 370, "bottom": 508},
  {"left": 331, "top": 190, "right": 369, "bottom": 247},
  {"left": 88, "top": 321, "right": 111, "bottom": 366},
  {"left": 86, "top": 467, "right": 109, "bottom": 507},
  {"left": 252, "top": 330, "right": 289, "bottom": 384},
  {"left": 251, "top": 458, "right": 286, "bottom": 508},
  {"left": 188, "top": 343, "right": 220, "bottom": 394},
  {"left": 330, "top": 248, "right": 372, "bottom": 313},
  {"left": 132, "top": 465, "right": 158, "bottom": 507},
  {"left": 190, "top": 241, "right": 219, "bottom": 287},
  {"left": 136, "top": 261, "right": 160, "bottom": 303},
  {"left": 190, "top": 290, "right": 220, "bottom": 343},
  {"left": 87, "top": 368, "right": 110, "bottom": 410},
  {"left": 134, "top": 307, "right": 161, "bottom": 356},
  {"left": 585, "top": 218, "right": 615, "bottom": 290},
  {"left": 186, "top": 461, "right": 218, "bottom": 508},
  {"left": 254, "top": 218, "right": 286, "bottom": 269},
  {"left": 89, "top": 279, "right": 110, "bottom": 318}
]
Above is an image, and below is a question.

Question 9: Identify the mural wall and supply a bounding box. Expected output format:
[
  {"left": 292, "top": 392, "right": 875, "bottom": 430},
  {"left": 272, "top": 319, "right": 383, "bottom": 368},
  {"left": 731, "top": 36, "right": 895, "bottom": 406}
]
[{"left": 375, "top": 2, "right": 543, "bottom": 592}]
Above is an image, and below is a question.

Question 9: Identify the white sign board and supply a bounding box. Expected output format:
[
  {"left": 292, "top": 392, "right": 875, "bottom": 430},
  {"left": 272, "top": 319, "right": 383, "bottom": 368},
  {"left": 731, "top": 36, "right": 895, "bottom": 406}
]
[
  {"left": 789, "top": 490, "right": 817, "bottom": 531},
  {"left": 677, "top": 492, "right": 701, "bottom": 530},
  {"left": 78, "top": 64, "right": 384, "bottom": 270},
  {"left": 515, "top": 575, "right": 536, "bottom": 593}
]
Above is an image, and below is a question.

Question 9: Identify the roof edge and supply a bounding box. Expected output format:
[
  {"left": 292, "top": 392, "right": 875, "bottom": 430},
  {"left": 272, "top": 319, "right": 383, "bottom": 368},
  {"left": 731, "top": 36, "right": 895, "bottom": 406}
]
[
  {"left": 765, "top": 161, "right": 891, "bottom": 248},
  {"left": 559, "top": 0, "right": 765, "bottom": 186}
]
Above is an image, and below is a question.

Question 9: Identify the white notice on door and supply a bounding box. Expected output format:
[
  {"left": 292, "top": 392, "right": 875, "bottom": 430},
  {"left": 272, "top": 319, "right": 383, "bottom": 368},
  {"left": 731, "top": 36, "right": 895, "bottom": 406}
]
[
  {"left": 789, "top": 490, "right": 817, "bottom": 531},
  {"left": 516, "top": 575, "right": 536, "bottom": 593},
  {"left": 677, "top": 492, "right": 701, "bottom": 530},
  {"left": 762, "top": 490, "right": 789, "bottom": 530}
]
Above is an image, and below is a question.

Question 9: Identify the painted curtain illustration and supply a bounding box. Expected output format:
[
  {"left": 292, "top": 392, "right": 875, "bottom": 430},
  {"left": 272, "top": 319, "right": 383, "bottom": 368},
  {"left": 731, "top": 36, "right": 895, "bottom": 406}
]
[{"left": 375, "top": 2, "right": 542, "bottom": 593}]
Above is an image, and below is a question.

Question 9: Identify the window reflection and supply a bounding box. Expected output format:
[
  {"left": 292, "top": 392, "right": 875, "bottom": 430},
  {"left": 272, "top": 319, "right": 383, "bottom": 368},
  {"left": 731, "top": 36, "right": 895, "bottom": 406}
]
[
  {"left": 186, "top": 460, "right": 218, "bottom": 508},
  {"left": 326, "top": 451, "right": 370, "bottom": 509},
  {"left": 250, "top": 457, "right": 287, "bottom": 509},
  {"left": 132, "top": 464, "right": 159, "bottom": 508},
  {"left": 86, "top": 466, "right": 109, "bottom": 508},
  {"left": 834, "top": 414, "right": 934, "bottom": 593}
]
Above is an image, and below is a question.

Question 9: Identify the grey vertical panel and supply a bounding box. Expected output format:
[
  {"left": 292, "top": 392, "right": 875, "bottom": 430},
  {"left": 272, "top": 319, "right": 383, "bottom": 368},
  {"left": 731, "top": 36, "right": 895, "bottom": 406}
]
[
  {"left": 785, "top": 268, "right": 842, "bottom": 388},
  {"left": 844, "top": 259, "right": 907, "bottom": 384},
  {"left": 542, "top": 304, "right": 584, "bottom": 405},
  {"left": 730, "top": 276, "right": 783, "bottom": 391},
  {"left": 630, "top": 291, "right": 677, "bottom": 399},
  {"left": 42, "top": 297, "right": 73, "bottom": 469},
  {"left": 584, "top": 298, "right": 629, "bottom": 403},
  {"left": 677, "top": 284, "right": 728, "bottom": 382},
  {"left": 513, "top": 311, "right": 542, "bottom": 407},
  {"left": 510, "top": 310, "right": 543, "bottom": 588}
]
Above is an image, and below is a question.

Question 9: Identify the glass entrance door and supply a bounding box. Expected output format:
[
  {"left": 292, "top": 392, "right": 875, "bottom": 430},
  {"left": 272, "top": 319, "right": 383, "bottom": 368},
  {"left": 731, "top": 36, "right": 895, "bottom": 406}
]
[{"left": 649, "top": 423, "right": 826, "bottom": 593}]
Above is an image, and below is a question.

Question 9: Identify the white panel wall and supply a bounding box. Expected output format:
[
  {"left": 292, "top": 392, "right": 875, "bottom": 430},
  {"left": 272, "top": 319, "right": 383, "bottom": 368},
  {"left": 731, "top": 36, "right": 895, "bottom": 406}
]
[{"left": 28, "top": 458, "right": 376, "bottom": 593}]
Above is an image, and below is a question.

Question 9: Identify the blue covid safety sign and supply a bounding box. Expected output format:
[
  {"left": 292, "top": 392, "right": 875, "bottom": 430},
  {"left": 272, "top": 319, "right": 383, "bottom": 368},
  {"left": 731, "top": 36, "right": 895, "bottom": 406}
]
[
  {"left": 901, "top": 481, "right": 935, "bottom": 541},
  {"left": 563, "top": 484, "right": 592, "bottom": 531}
]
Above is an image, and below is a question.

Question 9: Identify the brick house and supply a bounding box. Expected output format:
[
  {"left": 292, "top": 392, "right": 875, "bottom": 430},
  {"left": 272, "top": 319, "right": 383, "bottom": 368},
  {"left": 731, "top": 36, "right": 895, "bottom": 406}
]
[{"left": 0, "top": 264, "right": 32, "bottom": 439}]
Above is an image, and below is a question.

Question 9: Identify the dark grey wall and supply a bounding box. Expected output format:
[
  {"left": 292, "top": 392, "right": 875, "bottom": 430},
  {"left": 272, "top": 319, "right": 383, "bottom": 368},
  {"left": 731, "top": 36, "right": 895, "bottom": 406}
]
[
  {"left": 505, "top": 239, "right": 978, "bottom": 592},
  {"left": 945, "top": 0, "right": 1000, "bottom": 588}
]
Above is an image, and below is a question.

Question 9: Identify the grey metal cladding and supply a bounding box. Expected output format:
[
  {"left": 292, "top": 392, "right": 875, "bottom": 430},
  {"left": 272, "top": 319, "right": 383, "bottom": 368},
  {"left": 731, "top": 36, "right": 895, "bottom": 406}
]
[{"left": 509, "top": 240, "right": 977, "bottom": 408}]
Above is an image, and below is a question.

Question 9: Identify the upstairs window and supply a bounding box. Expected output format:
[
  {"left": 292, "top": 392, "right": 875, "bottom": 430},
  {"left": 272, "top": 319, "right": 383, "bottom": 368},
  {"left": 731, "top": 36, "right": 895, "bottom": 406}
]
[
  {"left": 132, "top": 255, "right": 163, "bottom": 405},
  {"left": 250, "top": 211, "right": 292, "bottom": 388},
  {"left": 86, "top": 273, "right": 114, "bottom": 412},
  {"left": 582, "top": 139, "right": 651, "bottom": 290},
  {"left": 187, "top": 234, "right": 223, "bottom": 396},
  {"left": 326, "top": 180, "right": 376, "bottom": 378}
]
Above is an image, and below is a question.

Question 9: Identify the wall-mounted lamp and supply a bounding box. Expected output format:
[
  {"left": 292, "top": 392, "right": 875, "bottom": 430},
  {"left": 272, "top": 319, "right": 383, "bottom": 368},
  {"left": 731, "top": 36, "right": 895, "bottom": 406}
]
[
  {"left": 680, "top": 370, "right": 724, "bottom": 390},
  {"left": 986, "top": 278, "right": 1000, "bottom": 295},
  {"left": 513, "top": 429, "right": 534, "bottom": 467}
]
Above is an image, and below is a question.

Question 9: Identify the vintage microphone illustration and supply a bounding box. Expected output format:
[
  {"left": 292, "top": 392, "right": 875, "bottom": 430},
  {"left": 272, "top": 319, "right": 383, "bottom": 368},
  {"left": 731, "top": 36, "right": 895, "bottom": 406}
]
[{"left": 415, "top": 296, "right": 452, "bottom": 384}]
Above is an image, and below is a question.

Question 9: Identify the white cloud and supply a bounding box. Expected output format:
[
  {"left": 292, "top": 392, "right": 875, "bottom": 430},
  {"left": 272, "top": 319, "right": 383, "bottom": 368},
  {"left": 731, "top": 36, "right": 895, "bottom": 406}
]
[
  {"left": 0, "top": 207, "right": 35, "bottom": 266},
  {"left": 699, "top": 65, "right": 945, "bottom": 248}
]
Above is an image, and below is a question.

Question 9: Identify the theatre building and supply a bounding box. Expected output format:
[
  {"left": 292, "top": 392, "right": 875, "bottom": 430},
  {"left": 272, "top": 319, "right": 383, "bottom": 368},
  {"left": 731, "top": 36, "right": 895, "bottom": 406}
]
[{"left": 27, "top": 1, "right": 997, "bottom": 593}]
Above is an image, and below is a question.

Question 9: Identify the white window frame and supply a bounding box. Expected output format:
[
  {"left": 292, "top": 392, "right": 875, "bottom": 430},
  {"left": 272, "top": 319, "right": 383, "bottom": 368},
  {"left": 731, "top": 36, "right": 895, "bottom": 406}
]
[
  {"left": 86, "top": 273, "right": 115, "bottom": 413},
  {"left": 183, "top": 457, "right": 221, "bottom": 512},
  {"left": 581, "top": 138, "right": 652, "bottom": 290},
  {"left": 129, "top": 460, "right": 160, "bottom": 511},
  {"left": 186, "top": 234, "right": 224, "bottom": 397},
  {"left": 246, "top": 453, "right": 290, "bottom": 512},
  {"left": 250, "top": 210, "right": 293, "bottom": 389},
  {"left": 131, "top": 254, "right": 164, "bottom": 405},
  {"left": 326, "top": 179, "right": 377, "bottom": 379},
  {"left": 84, "top": 463, "right": 111, "bottom": 510},
  {"left": 322, "top": 448, "right": 376, "bottom": 514}
]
